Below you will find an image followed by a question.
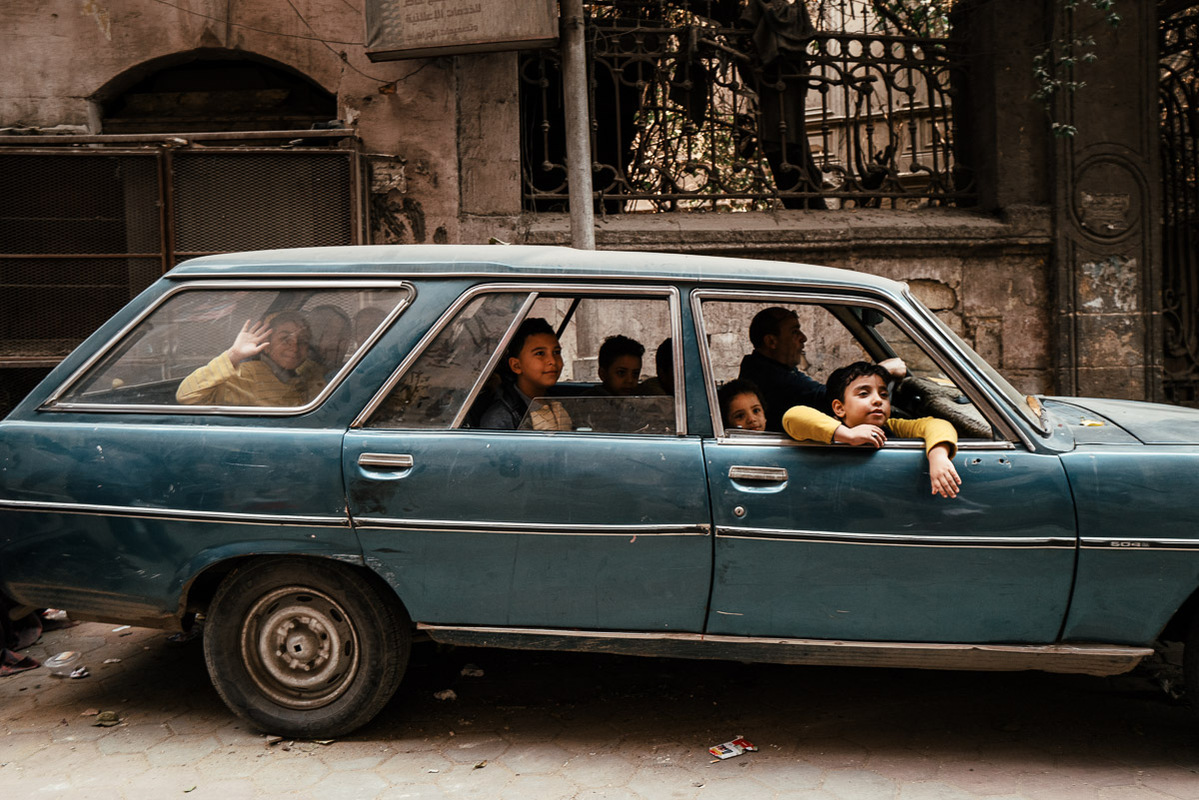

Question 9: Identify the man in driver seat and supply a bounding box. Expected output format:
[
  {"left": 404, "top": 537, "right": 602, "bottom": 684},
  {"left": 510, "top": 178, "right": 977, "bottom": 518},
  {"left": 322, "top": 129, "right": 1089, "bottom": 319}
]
[{"left": 738, "top": 306, "right": 906, "bottom": 430}]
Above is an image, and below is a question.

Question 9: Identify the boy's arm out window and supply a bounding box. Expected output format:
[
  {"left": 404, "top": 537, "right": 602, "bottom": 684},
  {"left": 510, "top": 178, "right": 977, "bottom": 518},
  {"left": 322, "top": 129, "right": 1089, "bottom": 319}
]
[{"left": 781, "top": 405, "right": 840, "bottom": 443}]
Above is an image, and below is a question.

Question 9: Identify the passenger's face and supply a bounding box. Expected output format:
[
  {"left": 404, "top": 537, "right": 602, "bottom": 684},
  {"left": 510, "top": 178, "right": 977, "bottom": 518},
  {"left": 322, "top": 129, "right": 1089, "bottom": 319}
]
[
  {"left": 265, "top": 320, "right": 310, "bottom": 371},
  {"left": 727, "top": 392, "right": 765, "bottom": 431},
  {"left": 599, "top": 354, "right": 642, "bottom": 396},
  {"left": 768, "top": 315, "right": 806, "bottom": 367},
  {"left": 833, "top": 374, "right": 891, "bottom": 428},
  {"left": 312, "top": 318, "right": 350, "bottom": 367},
  {"left": 510, "top": 333, "right": 563, "bottom": 396}
]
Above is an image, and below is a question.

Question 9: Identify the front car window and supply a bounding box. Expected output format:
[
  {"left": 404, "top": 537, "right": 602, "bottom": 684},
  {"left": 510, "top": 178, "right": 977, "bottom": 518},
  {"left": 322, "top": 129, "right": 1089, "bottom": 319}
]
[
  {"left": 698, "top": 295, "right": 999, "bottom": 441},
  {"left": 907, "top": 298, "right": 1047, "bottom": 431},
  {"left": 51, "top": 283, "right": 411, "bottom": 411}
]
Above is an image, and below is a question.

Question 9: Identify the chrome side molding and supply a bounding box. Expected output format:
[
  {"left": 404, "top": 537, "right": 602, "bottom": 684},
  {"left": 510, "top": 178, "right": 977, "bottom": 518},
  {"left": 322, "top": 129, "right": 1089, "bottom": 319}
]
[{"left": 418, "top": 624, "right": 1152, "bottom": 678}]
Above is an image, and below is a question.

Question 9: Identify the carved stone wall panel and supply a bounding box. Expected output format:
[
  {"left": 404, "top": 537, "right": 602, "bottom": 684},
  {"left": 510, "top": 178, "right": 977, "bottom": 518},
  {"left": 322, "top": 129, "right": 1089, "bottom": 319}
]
[{"left": 1052, "top": 1, "right": 1162, "bottom": 401}]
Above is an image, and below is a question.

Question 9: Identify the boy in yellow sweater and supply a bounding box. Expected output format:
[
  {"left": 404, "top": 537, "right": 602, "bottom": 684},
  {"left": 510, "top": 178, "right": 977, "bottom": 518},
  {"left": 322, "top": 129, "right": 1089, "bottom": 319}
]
[{"left": 782, "top": 361, "right": 962, "bottom": 498}]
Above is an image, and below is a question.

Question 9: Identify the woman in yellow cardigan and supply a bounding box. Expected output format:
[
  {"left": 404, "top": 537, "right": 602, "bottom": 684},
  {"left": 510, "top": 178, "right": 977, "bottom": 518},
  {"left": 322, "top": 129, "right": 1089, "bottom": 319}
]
[
  {"left": 782, "top": 361, "right": 962, "bottom": 499},
  {"left": 175, "top": 311, "right": 326, "bottom": 407}
]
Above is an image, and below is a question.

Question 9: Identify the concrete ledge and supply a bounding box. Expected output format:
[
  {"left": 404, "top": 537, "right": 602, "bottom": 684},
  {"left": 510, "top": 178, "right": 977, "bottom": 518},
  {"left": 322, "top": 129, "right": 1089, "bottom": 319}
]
[{"left": 463, "top": 206, "right": 1053, "bottom": 258}]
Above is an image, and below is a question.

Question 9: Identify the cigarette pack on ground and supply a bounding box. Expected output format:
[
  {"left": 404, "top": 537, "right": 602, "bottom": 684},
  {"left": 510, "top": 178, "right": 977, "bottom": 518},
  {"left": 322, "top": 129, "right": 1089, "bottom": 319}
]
[{"left": 709, "top": 736, "right": 758, "bottom": 759}]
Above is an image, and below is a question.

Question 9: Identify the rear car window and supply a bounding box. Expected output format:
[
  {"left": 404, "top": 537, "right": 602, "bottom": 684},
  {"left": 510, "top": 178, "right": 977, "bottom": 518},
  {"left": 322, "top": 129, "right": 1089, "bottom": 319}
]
[
  {"left": 50, "top": 283, "right": 412, "bottom": 411},
  {"left": 366, "top": 287, "right": 679, "bottom": 434}
]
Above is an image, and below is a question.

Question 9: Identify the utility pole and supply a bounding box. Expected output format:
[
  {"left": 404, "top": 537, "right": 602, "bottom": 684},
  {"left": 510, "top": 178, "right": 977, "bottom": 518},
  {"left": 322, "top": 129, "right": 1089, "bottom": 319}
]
[{"left": 560, "top": 0, "right": 596, "bottom": 250}]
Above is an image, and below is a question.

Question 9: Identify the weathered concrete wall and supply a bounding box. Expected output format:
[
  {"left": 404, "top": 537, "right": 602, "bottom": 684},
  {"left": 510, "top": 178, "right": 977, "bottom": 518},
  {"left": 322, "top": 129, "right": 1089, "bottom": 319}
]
[
  {"left": 1051, "top": 1, "right": 1162, "bottom": 401},
  {"left": 952, "top": 0, "right": 1053, "bottom": 211},
  {"left": 0, "top": 0, "right": 461, "bottom": 244}
]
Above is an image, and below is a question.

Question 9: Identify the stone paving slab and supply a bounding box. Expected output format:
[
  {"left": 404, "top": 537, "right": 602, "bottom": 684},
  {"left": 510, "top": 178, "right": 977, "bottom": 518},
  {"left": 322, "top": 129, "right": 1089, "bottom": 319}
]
[{"left": 2, "top": 622, "right": 1199, "bottom": 799}]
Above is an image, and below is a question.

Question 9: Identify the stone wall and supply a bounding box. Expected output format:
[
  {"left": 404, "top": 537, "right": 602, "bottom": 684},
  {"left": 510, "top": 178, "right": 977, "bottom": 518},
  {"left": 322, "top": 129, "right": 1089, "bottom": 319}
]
[
  {"left": 501, "top": 208, "right": 1056, "bottom": 395},
  {"left": 1, "top": 0, "right": 464, "bottom": 245},
  {"left": 3, "top": 0, "right": 1162, "bottom": 403}
]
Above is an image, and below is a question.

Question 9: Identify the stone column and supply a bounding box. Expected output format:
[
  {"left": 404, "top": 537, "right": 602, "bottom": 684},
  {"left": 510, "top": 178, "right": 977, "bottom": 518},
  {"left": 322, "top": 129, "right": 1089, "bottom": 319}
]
[
  {"left": 1052, "top": 0, "right": 1162, "bottom": 400},
  {"left": 457, "top": 51, "right": 522, "bottom": 242},
  {"left": 952, "top": 0, "right": 1053, "bottom": 210}
]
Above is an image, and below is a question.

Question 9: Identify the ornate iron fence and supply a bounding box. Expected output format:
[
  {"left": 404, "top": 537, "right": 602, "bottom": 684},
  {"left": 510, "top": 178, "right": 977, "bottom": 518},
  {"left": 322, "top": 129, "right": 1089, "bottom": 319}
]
[
  {"left": 520, "top": 0, "right": 972, "bottom": 212},
  {"left": 1161, "top": 3, "right": 1199, "bottom": 404}
]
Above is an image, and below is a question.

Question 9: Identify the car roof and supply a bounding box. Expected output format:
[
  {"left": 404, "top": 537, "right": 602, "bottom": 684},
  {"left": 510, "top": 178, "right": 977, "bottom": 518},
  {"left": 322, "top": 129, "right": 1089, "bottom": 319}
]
[{"left": 168, "top": 245, "right": 908, "bottom": 294}]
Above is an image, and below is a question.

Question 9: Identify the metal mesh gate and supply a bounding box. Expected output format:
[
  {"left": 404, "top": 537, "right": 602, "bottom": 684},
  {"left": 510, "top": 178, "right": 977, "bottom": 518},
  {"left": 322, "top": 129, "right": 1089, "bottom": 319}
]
[
  {"left": 172, "top": 151, "right": 354, "bottom": 256},
  {"left": 0, "top": 145, "right": 360, "bottom": 415}
]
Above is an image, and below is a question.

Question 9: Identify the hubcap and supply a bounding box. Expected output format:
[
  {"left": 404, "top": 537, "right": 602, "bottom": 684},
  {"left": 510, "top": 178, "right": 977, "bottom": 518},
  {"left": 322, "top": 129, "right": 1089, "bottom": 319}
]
[{"left": 240, "top": 586, "right": 360, "bottom": 709}]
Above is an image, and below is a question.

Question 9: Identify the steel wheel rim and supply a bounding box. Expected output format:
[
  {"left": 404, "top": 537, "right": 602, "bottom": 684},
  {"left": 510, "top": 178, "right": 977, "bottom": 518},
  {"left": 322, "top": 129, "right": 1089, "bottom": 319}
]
[{"left": 239, "top": 585, "right": 361, "bottom": 709}]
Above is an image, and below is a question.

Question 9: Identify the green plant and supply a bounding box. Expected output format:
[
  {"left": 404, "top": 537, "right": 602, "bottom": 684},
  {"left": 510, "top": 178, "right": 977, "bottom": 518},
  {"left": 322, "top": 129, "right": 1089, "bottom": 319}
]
[{"left": 1032, "top": 0, "right": 1122, "bottom": 137}]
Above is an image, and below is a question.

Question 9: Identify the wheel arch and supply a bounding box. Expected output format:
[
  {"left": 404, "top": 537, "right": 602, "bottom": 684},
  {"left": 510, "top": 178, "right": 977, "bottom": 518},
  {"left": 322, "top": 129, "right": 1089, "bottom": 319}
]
[
  {"left": 180, "top": 549, "right": 409, "bottom": 626},
  {"left": 1158, "top": 586, "right": 1199, "bottom": 644}
]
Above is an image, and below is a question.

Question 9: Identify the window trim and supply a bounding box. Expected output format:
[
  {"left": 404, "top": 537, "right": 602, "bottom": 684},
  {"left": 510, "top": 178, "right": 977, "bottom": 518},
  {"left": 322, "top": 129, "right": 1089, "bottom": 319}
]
[
  {"left": 353, "top": 282, "right": 686, "bottom": 435},
  {"left": 450, "top": 293, "right": 540, "bottom": 429},
  {"left": 691, "top": 288, "right": 1032, "bottom": 449},
  {"left": 44, "top": 279, "right": 415, "bottom": 415}
]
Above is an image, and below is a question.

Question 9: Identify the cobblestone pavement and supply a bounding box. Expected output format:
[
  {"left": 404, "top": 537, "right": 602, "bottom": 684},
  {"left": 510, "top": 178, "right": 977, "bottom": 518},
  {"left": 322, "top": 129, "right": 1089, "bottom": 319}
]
[{"left": 3, "top": 621, "right": 1199, "bottom": 800}]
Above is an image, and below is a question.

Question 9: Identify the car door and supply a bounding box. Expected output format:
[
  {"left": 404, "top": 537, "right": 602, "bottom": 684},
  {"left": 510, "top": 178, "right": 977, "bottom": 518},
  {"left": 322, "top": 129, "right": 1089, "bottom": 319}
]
[
  {"left": 343, "top": 284, "right": 712, "bottom": 633},
  {"left": 696, "top": 290, "right": 1077, "bottom": 644}
]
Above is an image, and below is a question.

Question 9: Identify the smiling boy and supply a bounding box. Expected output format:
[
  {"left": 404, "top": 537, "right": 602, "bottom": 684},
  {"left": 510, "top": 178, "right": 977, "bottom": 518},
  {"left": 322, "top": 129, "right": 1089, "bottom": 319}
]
[
  {"left": 175, "top": 311, "right": 326, "bottom": 406},
  {"left": 480, "top": 317, "right": 572, "bottom": 430},
  {"left": 782, "top": 361, "right": 962, "bottom": 498}
]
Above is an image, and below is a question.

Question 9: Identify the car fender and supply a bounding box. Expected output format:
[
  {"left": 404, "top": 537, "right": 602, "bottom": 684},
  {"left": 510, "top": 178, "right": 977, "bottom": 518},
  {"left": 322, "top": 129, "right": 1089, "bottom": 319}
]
[{"left": 176, "top": 538, "right": 367, "bottom": 620}]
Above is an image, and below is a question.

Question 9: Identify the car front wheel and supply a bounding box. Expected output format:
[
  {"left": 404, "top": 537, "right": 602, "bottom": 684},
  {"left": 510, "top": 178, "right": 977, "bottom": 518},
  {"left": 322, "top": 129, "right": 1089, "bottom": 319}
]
[{"left": 203, "top": 557, "right": 410, "bottom": 738}]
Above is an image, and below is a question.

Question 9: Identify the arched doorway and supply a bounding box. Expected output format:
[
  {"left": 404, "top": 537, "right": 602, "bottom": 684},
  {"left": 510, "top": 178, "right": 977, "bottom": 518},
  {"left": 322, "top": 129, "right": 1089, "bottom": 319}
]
[{"left": 98, "top": 50, "right": 337, "bottom": 133}]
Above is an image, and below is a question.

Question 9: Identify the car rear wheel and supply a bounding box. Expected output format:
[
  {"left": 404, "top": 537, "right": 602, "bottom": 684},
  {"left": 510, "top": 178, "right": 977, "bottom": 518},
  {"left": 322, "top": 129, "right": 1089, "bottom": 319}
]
[{"left": 203, "top": 557, "right": 410, "bottom": 738}]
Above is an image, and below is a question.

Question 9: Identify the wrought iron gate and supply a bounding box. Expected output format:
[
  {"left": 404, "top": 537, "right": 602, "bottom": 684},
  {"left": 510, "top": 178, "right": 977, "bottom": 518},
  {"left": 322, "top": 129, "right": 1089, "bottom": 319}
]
[
  {"left": 1161, "top": 4, "right": 1199, "bottom": 404},
  {"left": 520, "top": 0, "right": 970, "bottom": 213}
]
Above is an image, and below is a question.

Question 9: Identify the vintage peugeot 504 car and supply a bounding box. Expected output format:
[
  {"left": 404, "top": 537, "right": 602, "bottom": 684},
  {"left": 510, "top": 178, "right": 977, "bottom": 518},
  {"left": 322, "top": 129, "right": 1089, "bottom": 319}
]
[{"left": 2, "top": 245, "right": 1198, "bottom": 737}]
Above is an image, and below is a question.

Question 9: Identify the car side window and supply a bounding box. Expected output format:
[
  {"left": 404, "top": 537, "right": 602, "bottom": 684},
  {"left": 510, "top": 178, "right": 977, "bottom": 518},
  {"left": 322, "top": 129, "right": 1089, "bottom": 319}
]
[
  {"left": 698, "top": 296, "right": 997, "bottom": 440},
  {"left": 366, "top": 291, "right": 529, "bottom": 428},
  {"left": 370, "top": 289, "right": 678, "bottom": 434},
  {"left": 52, "top": 285, "right": 410, "bottom": 410},
  {"left": 486, "top": 293, "right": 677, "bottom": 434}
]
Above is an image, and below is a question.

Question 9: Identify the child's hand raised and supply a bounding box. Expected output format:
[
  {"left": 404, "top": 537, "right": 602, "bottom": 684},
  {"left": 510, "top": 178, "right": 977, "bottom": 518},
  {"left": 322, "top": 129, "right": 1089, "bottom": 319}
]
[
  {"left": 226, "top": 319, "right": 272, "bottom": 365},
  {"left": 834, "top": 423, "right": 888, "bottom": 449}
]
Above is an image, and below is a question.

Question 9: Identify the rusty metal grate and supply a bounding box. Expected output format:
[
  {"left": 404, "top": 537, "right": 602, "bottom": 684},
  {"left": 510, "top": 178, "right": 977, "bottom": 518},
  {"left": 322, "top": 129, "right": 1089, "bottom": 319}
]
[
  {"left": 173, "top": 152, "right": 354, "bottom": 256},
  {"left": 0, "top": 153, "right": 164, "bottom": 365}
]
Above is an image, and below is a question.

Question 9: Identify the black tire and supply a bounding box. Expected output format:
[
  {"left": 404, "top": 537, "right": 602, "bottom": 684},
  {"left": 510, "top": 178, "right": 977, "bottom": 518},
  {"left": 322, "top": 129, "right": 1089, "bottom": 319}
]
[{"left": 203, "top": 557, "right": 410, "bottom": 738}]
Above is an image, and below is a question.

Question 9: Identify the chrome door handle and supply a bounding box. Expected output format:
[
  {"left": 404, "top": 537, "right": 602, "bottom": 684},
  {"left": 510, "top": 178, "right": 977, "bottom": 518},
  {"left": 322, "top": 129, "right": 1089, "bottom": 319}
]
[
  {"left": 728, "top": 465, "right": 788, "bottom": 482},
  {"left": 358, "top": 453, "right": 414, "bottom": 469}
]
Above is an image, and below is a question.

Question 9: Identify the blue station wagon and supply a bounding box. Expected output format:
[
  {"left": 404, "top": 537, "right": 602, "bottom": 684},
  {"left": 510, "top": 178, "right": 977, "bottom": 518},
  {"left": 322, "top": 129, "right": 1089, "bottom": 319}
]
[{"left": 3, "top": 244, "right": 1198, "bottom": 737}]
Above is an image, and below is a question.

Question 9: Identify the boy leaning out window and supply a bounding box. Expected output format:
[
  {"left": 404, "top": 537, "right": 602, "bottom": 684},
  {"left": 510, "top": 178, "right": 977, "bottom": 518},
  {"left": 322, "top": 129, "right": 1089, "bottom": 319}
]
[{"left": 782, "top": 361, "right": 962, "bottom": 499}]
